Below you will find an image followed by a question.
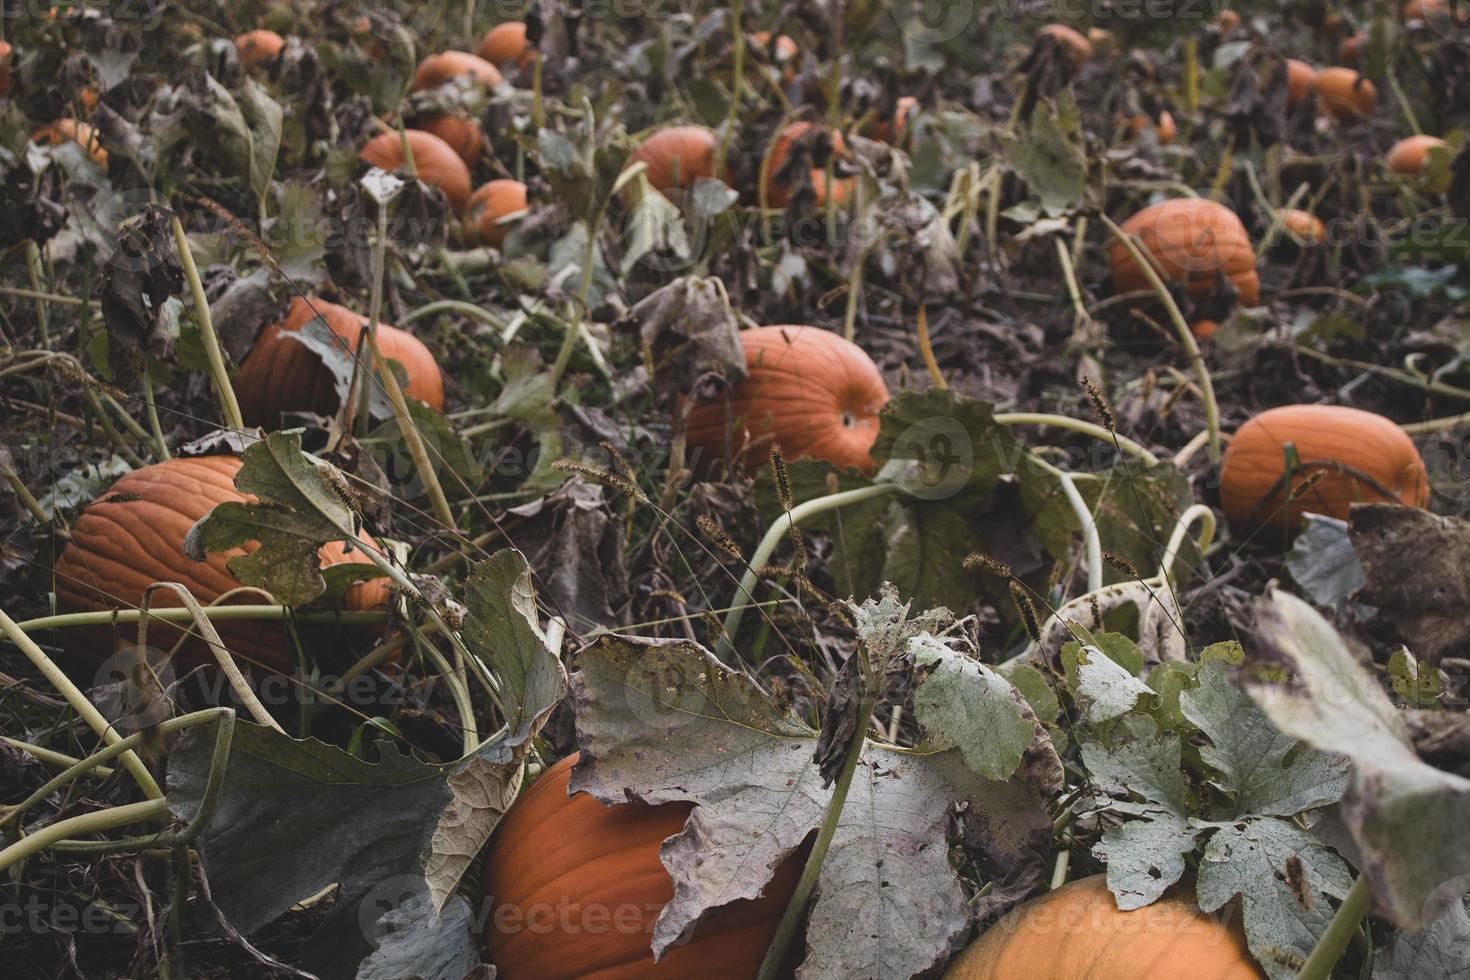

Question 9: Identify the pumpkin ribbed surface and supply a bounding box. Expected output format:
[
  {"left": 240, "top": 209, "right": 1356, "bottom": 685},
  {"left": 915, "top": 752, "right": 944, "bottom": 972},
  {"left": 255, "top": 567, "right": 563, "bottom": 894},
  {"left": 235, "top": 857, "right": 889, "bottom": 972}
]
[
  {"left": 1110, "top": 198, "right": 1260, "bottom": 308},
  {"left": 1386, "top": 135, "right": 1448, "bottom": 177},
  {"left": 764, "top": 123, "right": 853, "bottom": 208},
  {"left": 483, "top": 754, "right": 801, "bottom": 979},
  {"left": 943, "top": 876, "right": 1260, "bottom": 979},
  {"left": 235, "top": 29, "right": 284, "bottom": 71},
  {"left": 477, "top": 22, "right": 534, "bottom": 69},
  {"left": 466, "top": 179, "right": 528, "bottom": 247},
  {"left": 52, "top": 456, "right": 389, "bottom": 674},
  {"left": 1315, "top": 67, "right": 1376, "bottom": 120},
  {"left": 409, "top": 50, "right": 503, "bottom": 92},
  {"left": 1220, "top": 404, "right": 1429, "bottom": 532},
  {"left": 237, "top": 296, "right": 445, "bottom": 428},
  {"left": 628, "top": 125, "right": 725, "bottom": 193},
  {"left": 1280, "top": 208, "right": 1326, "bottom": 244},
  {"left": 360, "top": 130, "right": 472, "bottom": 213},
  {"left": 418, "top": 114, "right": 483, "bottom": 167},
  {"left": 684, "top": 325, "right": 890, "bottom": 475}
]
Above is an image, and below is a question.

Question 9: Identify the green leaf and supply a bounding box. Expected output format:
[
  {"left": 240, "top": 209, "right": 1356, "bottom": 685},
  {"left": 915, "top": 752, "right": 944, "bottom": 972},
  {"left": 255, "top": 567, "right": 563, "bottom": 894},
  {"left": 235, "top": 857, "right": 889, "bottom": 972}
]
[
  {"left": 1388, "top": 648, "right": 1441, "bottom": 708},
  {"left": 236, "top": 78, "right": 284, "bottom": 203},
  {"left": 1073, "top": 645, "right": 1155, "bottom": 724},
  {"left": 1083, "top": 731, "right": 1196, "bottom": 907},
  {"left": 911, "top": 632, "right": 1038, "bottom": 780},
  {"left": 1000, "top": 91, "right": 1087, "bottom": 216},
  {"left": 1284, "top": 515, "right": 1365, "bottom": 608},
  {"left": 997, "top": 661, "right": 1060, "bottom": 726},
  {"left": 1377, "top": 899, "right": 1470, "bottom": 979}
]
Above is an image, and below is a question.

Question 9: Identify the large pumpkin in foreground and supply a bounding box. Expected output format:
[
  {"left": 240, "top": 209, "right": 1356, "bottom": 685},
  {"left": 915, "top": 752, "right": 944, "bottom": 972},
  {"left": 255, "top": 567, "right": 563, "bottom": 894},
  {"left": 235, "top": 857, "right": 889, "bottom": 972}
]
[
  {"left": 237, "top": 296, "right": 445, "bottom": 428},
  {"left": 684, "top": 325, "right": 891, "bottom": 475},
  {"left": 1219, "top": 404, "right": 1429, "bottom": 533},
  {"left": 1109, "top": 199, "right": 1259, "bottom": 329},
  {"left": 943, "top": 876, "right": 1260, "bottom": 979},
  {"left": 483, "top": 754, "right": 801, "bottom": 979},
  {"left": 627, "top": 124, "right": 726, "bottom": 193},
  {"left": 52, "top": 456, "right": 389, "bottom": 674}
]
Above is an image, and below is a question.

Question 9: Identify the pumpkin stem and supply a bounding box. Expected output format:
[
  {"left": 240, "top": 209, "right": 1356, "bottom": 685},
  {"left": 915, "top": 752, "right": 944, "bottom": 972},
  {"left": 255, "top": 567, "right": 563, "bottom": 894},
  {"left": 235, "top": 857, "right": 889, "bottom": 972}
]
[{"left": 1296, "top": 874, "right": 1371, "bottom": 980}]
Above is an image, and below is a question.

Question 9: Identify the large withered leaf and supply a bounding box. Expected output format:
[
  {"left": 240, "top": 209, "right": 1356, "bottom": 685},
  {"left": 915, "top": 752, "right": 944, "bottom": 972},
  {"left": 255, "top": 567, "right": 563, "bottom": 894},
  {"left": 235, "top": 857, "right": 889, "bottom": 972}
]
[{"left": 1351, "top": 503, "right": 1470, "bottom": 659}]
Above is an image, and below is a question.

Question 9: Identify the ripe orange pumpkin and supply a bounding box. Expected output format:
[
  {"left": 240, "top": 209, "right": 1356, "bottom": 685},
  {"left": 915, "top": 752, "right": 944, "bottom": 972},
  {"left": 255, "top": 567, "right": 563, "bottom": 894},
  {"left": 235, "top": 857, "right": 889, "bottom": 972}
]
[
  {"left": 32, "top": 118, "right": 106, "bottom": 166},
  {"left": 1109, "top": 199, "right": 1260, "bottom": 328},
  {"left": 483, "top": 754, "right": 802, "bottom": 979},
  {"left": 750, "top": 31, "right": 800, "bottom": 83},
  {"left": 1286, "top": 59, "right": 1318, "bottom": 106},
  {"left": 684, "top": 325, "right": 890, "bottom": 475},
  {"left": 466, "top": 179, "right": 528, "bottom": 247},
  {"left": 627, "top": 125, "right": 727, "bottom": 192},
  {"left": 477, "top": 21, "right": 535, "bottom": 70},
  {"left": 1125, "top": 110, "right": 1176, "bottom": 144},
  {"left": 236, "top": 296, "right": 446, "bottom": 427},
  {"left": 1215, "top": 9, "right": 1242, "bottom": 32},
  {"left": 1280, "top": 208, "right": 1327, "bottom": 244},
  {"left": 1315, "top": 67, "right": 1376, "bottom": 120},
  {"left": 359, "top": 129, "right": 472, "bottom": 213},
  {"left": 410, "top": 51, "right": 503, "bottom": 92},
  {"left": 942, "top": 876, "right": 1259, "bottom": 979},
  {"left": 1219, "top": 404, "right": 1430, "bottom": 532},
  {"left": 867, "top": 96, "right": 919, "bottom": 144},
  {"left": 235, "top": 29, "right": 285, "bottom": 71},
  {"left": 764, "top": 122, "right": 853, "bottom": 208},
  {"left": 52, "top": 456, "right": 389, "bottom": 674},
  {"left": 1386, "top": 135, "right": 1449, "bottom": 177},
  {"left": 0, "top": 40, "right": 12, "bottom": 97},
  {"left": 418, "top": 113, "right": 484, "bottom": 167},
  {"left": 1038, "top": 24, "right": 1092, "bottom": 70},
  {"left": 1339, "top": 32, "right": 1366, "bottom": 66}
]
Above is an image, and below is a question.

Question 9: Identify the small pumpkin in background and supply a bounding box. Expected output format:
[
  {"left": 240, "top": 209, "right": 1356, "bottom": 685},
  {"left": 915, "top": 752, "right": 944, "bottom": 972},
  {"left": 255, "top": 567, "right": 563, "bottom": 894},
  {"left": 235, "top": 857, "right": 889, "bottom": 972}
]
[
  {"left": 1285, "top": 59, "right": 1318, "bottom": 106},
  {"left": 1386, "top": 134, "right": 1449, "bottom": 180},
  {"left": 1339, "top": 31, "right": 1367, "bottom": 66},
  {"left": 626, "top": 124, "right": 726, "bottom": 193},
  {"left": 866, "top": 95, "right": 919, "bottom": 144},
  {"left": 1279, "top": 208, "right": 1327, "bottom": 245},
  {"left": 1086, "top": 27, "right": 1117, "bottom": 56},
  {"left": 943, "top": 875, "right": 1260, "bottom": 979},
  {"left": 1037, "top": 24, "right": 1092, "bottom": 70},
  {"left": 235, "top": 29, "right": 285, "bottom": 71},
  {"left": 417, "top": 113, "right": 484, "bottom": 167},
  {"left": 1124, "top": 110, "right": 1176, "bottom": 144},
  {"left": 1315, "top": 67, "right": 1376, "bottom": 120},
  {"left": 359, "top": 129, "right": 472, "bottom": 212},
  {"left": 465, "top": 179, "right": 528, "bottom": 247},
  {"left": 409, "top": 50, "right": 503, "bottom": 92},
  {"left": 33, "top": 118, "right": 106, "bottom": 166},
  {"left": 1108, "top": 198, "right": 1259, "bottom": 337},
  {"left": 236, "top": 296, "right": 445, "bottom": 427},
  {"left": 1219, "top": 404, "right": 1429, "bottom": 533},
  {"left": 477, "top": 21, "right": 535, "bottom": 70},
  {"left": 764, "top": 122, "right": 853, "bottom": 208},
  {"left": 52, "top": 456, "right": 389, "bottom": 675},
  {"left": 1215, "top": 8, "right": 1242, "bottom": 32},
  {"left": 0, "top": 39, "right": 13, "bottom": 97},
  {"left": 750, "top": 31, "right": 800, "bottom": 83},
  {"left": 484, "top": 754, "right": 801, "bottom": 979},
  {"left": 685, "top": 325, "right": 890, "bottom": 475},
  {"left": 1403, "top": 0, "right": 1450, "bottom": 22}
]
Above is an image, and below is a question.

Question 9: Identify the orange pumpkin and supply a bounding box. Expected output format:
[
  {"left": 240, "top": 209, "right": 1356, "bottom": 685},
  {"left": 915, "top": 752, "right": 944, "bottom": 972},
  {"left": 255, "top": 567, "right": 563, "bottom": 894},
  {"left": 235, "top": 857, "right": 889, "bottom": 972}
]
[
  {"left": 1286, "top": 59, "right": 1318, "bottom": 106},
  {"left": 477, "top": 21, "right": 535, "bottom": 70},
  {"left": 1339, "top": 32, "right": 1366, "bottom": 66},
  {"left": 1315, "top": 67, "right": 1376, "bottom": 120},
  {"left": 685, "top": 325, "right": 890, "bottom": 475},
  {"left": 1215, "top": 9, "right": 1242, "bottom": 32},
  {"left": 867, "top": 96, "right": 919, "bottom": 144},
  {"left": 409, "top": 50, "right": 503, "bottom": 92},
  {"left": 764, "top": 122, "right": 853, "bottom": 208},
  {"left": 1219, "top": 404, "right": 1429, "bottom": 532},
  {"left": 627, "top": 125, "right": 726, "bottom": 192},
  {"left": 32, "top": 118, "right": 106, "bottom": 166},
  {"left": 1386, "top": 135, "right": 1449, "bottom": 177},
  {"left": 235, "top": 29, "right": 285, "bottom": 71},
  {"left": 236, "top": 296, "right": 446, "bottom": 427},
  {"left": 418, "top": 113, "right": 484, "bottom": 167},
  {"left": 1038, "top": 24, "right": 1092, "bottom": 70},
  {"left": 942, "top": 876, "right": 1260, "bottom": 979},
  {"left": 466, "top": 179, "right": 528, "bottom": 247},
  {"left": 52, "top": 456, "right": 389, "bottom": 674},
  {"left": 1279, "top": 208, "right": 1327, "bottom": 244},
  {"left": 360, "top": 129, "right": 472, "bottom": 212},
  {"left": 483, "top": 754, "right": 801, "bottom": 979},
  {"left": 750, "top": 30, "right": 799, "bottom": 83},
  {"left": 1125, "top": 110, "right": 1176, "bottom": 144},
  {"left": 1404, "top": 0, "right": 1450, "bottom": 21},
  {"left": 0, "top": 40, "right": 12, "bottom": 97},
  {"left": 1109, "top": 199, "right": 1260, "bottom": 329},
  {"left": 1086, "top": 27, "right": 1117, "bottom": 56}
]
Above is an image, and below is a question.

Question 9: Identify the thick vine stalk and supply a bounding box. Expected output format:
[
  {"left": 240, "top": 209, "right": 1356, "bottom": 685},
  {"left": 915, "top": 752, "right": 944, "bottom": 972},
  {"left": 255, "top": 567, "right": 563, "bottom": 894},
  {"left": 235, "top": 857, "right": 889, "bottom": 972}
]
[
  {"left": 1296, "top": 876, "right": 1371, "bottom": 980},
  {"left": 171, "top": 214, "right": 244, "bottom": 431}
]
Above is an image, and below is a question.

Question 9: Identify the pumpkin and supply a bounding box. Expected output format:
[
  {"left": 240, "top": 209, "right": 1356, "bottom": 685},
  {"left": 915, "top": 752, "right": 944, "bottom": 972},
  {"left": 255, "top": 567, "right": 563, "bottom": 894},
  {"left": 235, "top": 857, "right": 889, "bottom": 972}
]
[
  {"left": 52, "top": 456, "right": 389, "bottom": 674},
  {"left": 235, "top": 29, "right": 285, "bottom": 71},
  {"left": 1404, "top": 0, "right": 1450, "bottom": 21},
  {"left": 0, "top": 40, "right": 12, "bottom": 97},
  {"left": 1038, "top": 24, "right": 1092, "bottom": 70},
  {"left": 764, "top": 122, "right": 853, "bottom": 208},
  {"left": 684, "top": 325, "right": 890, "bottom": 475},
  {"left": 1285, "top": 59, "right": 1318, "bottom": 106},
  {"left": 750, "top": 31, "right": 800, "bottom": 83},
  {"left": 1086, "top": 27, "right": 1117, "bottom": 55},
  {"left": 236, "top": 296, "right": 445, "bottom": 427},
  {"left": 627, "top": 124, "right": 726, "bottom": 192},
  {"left": 466, "top": 179, "right": 528, "bottom": 247},
  {"left": 866, "top": 96, "right": 919, "bottom": 144},
  {"left": 1339, "top": 32, "right": 1366, "bottom": 66},
  {"left": 483, "top": 754, "right": 802, "bottom": 979},
  {"left": 1109, "top": 199, "right": 1260, "bottom": 330},
  {"left": 418, "top": 113, "right": 484, "bottom": 167},
  {"left": 1280, "top": 208, "right": 1327, "bottom": 245},
  {"left": 477, "top": 21, "right": 535, "bottom": 70},
  {"left": 1125, "top": 110, "right": 1176, "bottom": 144},
  {"left": 32, "top": 118, "right": 106, "bottom": 166},
  {"left": 1219, "top": 404, "right": 1429, "bottom": 532},
  {"left": 1215, "top": 9, "right": 1242, "bottom": 32},
  {"left": 409, "top": 50, "right": 503, "bottom": 92},
  {"left": 1386, "top": 135, "right": 1449, "bottom": 177},
  {"left": 1315, "top": 67, "right": 1376, "bottom": 120},
  {"left": 943, "top": 875, "right": 1260, "bottom": 979},
  {"left": 359, "top": 129, "right": 472, "bottom": 213}
]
